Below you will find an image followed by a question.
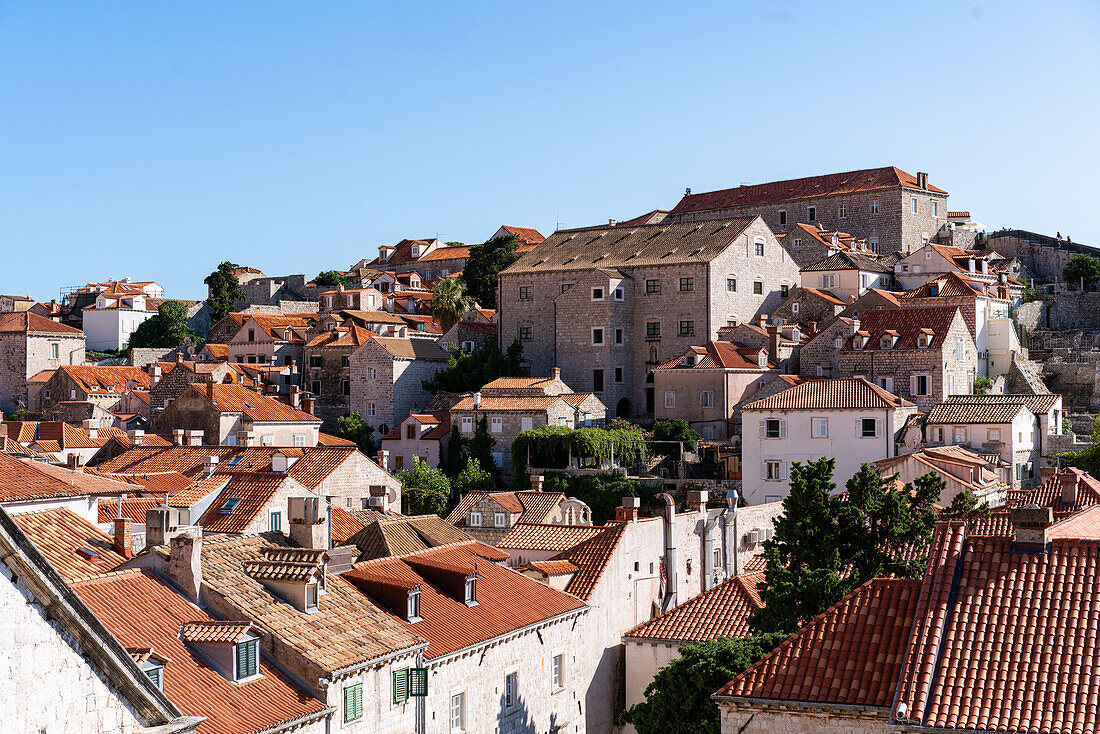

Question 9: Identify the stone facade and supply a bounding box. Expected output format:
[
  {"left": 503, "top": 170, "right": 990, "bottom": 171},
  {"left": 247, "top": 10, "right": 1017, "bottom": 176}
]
[
  {"left": 0, "top": 320, "right": 85, "bottom": 415},
  {"left": 719, "top": 702, "right": 891, "bottom": 734},
  {"left": 771, "top": 288, "right": 844, "bottom": 329},
  {"left": 348, "top": 338, "right": 450, "bottom": 435},
  {"left": 798, "top": 318, "right": 856, "bottom": 378}
]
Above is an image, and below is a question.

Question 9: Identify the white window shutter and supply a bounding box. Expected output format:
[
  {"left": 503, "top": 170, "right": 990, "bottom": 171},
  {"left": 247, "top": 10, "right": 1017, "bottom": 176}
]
[
  {"left": 876, "top": 418, "right": 883, "bottom": 437},
  {"left": 779, "top": 420, "right": 787, "bottom": 438},
  {"left": 780, "top": 461, "right": 787, "bottom": 480},
  {"left": 856, "top": 418, "right": 862, "bottom": 437},
  {"left": 761, "top": 462, "right": 767, "bottom": 480},
  {"left": 759, "top": 420, "right": 766, "bottom": 438}
]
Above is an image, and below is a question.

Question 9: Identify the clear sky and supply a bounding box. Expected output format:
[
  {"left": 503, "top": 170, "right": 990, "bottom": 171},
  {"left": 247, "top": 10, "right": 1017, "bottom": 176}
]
[{"left": 2, "top": 1, "right": 1098, "bottom": 301}]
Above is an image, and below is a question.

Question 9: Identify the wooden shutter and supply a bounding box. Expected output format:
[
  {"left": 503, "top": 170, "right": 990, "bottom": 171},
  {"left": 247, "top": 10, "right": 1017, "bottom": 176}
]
[
  {"left": 759, "top": 420, "right": 766, "bottom": 438},
  {"left": 235, "top": 640, "right": 257, "bottom": 679},
  {"left": 876, "top": 418, "right": 883, "bottom": 438},
  {"left": 344, "top": 683, "right": 363, "bottom": 722},
  {"left": 393, "top": 668, "right": 409, "bottom": 704},
  {"left": 409, "top": 667, "right": 429, "bottom": 697},
  {"left": 779, "top": 420, "right": 787, "bottom": 438}
]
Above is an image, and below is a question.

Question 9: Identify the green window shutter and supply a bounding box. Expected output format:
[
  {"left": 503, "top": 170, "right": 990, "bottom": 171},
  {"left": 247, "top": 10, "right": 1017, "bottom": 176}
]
[
  {"left": 344, "top": 683, "right": 363, "bottom": 722},
  {"left": 393, "top": 668, "right": 409, "bottom": 704},
  {"left": 409, "top": 667, "right": 429, "bottom": 697}
]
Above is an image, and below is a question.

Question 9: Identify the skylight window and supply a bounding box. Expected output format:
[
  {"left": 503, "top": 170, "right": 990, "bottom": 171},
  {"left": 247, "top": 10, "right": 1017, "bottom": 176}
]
[
  {"left": 228, "top": 455, "right": 245, "bottom": 466},
  {"left": 244, "top": 402, "right": 256, "bottom": 409},
  {"left": 220, "top": 497, "right": 243, "bottom": 513}
]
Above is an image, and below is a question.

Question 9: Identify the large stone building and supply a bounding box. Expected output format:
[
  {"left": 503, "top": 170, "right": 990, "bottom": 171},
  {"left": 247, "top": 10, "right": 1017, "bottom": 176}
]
[
  {"left": 668, "top": 166, "right": 949, "bottom": 255},
  {"left": 348, "top": 336, "right": 450, "bottom": 436},
  {"left": 303, "top": 325, "right": 374, "bottom": 428},
  {"left": 151, "top": 383, "right": 321, "bottom": 446},
  {"left": 0, "top": 312, "right": 85, "bottom": 415},
  {"left": 498, "top": 216, "right": 800, "bottom": 418}
]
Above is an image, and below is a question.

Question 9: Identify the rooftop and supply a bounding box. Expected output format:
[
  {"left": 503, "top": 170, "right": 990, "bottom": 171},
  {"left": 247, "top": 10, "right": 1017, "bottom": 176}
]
[
  {"left": 12, "top": 507, "right": 128, "bottom": 582},
  {"left": 742, "top": 377, "right": 912, "bottom": 411},
  {"left": 446, "top": 491, "right": 566, "bottom": 528},
  {"left": 623, "top": 573, "right": 764, "bottom": 644},
  {"left": 186, "top": 383, "right": 320, "bottom": 423},
  {"left": 496, "top": 522, "right": 608, "bottom": 551}
]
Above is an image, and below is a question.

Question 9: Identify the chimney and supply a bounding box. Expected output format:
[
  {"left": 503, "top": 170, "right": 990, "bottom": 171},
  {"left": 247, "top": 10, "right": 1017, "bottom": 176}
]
[
  {"left": 202, "top": 455, "right": 219, "bottom": 477},
  {"left": 1060, "top": 470, "right": 1080, "bottom": 505},
  {"left": 687, "top": 490, "right": 708, "bottom": 512},
  {"left": 808, "top": 321, "right": 818, "bottom": 335},
  {"left": 530, "top": 475, "right": 545, "bottom": 492},
  {"left": 237, "top": 431, "right": 256, "bottom": 447},
  {"left": 473, "top": 392, "right": 482, "bottom": 409},
  {"left": 150, "top": 364, "right": 161, "bottom": 387},
  {"left": 175, "top": 351, "right": 183, "bottom": 364},
  {"left": 551, "top": 367, "right": 561, "bottom": 381},
  {"left": 66, "top": 453, "right": 81, "bottom": 470},
  {"left": 112, "top": 518, "right": 134, "bottom": 558},
  {"left": 917, "top": 172, "right": 929, "bottom": 190},
  {"left": 658, "top": 493, "right": 678, "bottom": 611},
  {"left": 288, "top": 497, "right": 327, "bottom": 550},
  {"left": 755, "top": 313, "right": 768, "bottom": 329},
  {"left": 1011, "top": 505, "right": 1054, "bottom": 552},
  {"left": 126, "top": 429, "right": 144, "bottom": 446},
  {"left": 850, "top": 318, "right": 861, "bottom": 335},
  {"left": 172, "top": 429, "right": 185, "bottom": 446},
  {"left": 608, "top": 219, "right": 617, "bottom": 226},
  {"left": 685, "top": 187, "right": 692, "bottom": 196},
  {"left": 766, "top": 325, "right": 781, "bottom": 363},
  {"left": 165, "top": 530, "right": 203, "bottom": 604},
  {"left": 376, "top": 450, "right": 389, "bottom": 470},
  {"left": 185, "top": 429, "right": 204, "bottom": 447},
  {"left": 1039, "top": 466, "right": 1056, "bottom": 478},
  {"left": 615, "top": 496, "right": 640, "bottom": 523},
  {"left": 302, "top": 395, "right": 315, "bottom": 416},
  {"left": 290, "top": 385, "right": 302, "bottom": 409}
]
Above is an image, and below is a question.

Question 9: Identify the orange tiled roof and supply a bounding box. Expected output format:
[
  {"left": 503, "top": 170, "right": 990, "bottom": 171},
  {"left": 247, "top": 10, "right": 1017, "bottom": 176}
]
[
  {"left": 670, "top": 167, "right": 946, "bottom": 214},
  {"left": 450, "top": 394, "right": 564, "bottom": 412},
  {"left": 526, "top": 559, "right": 579, "bottom": 575},
  {"left": 624, "top": 573, "right": 765, "bottom": 643},
  {"left": 60, "top": 365, "right": 151, "bottom": 394},
  {"left": 344, "top": 542, "right": 584, "bottom": 659},
  {"left": 718, "top": 578, "right": 921, "bottom": 706},
  {"left": 5, "top": 420, "right": 106, "bottom": 449},
  {"left": 656, "top": 341, "right": 772, "bottom": 371},
  {"left": 196, "top": 473, "right": 289, "bottom": 534},
  {"left": 179, "top": 621, "right": 253, "bottom": 644},
  {"left": 317, "top": 432, "right": 356, "bottom": 446},
  {"left": 499, "top": 226, "right": 546, "bottom": 245},
  {"left": 12, "top": 507, "right": 128, "bottom": 582},
  {"left": 0, "top": 452, "right": 100, "bottom": 502},
  {"left": 189, "top": 383, "right": 320, "bottom": 423},
  {"left": 839, "top": 304, "right": 962, "bottom": 352},
  {"left": 416, "top": 244, "right": 471, "bottom": 262},
  {"left": 330, "top": 505, "right": 365, "bottom": 544},
  {"left": 368, "top": 335, "right": 450, "bottom": 360},
  {"left": 304, "top": 325, "right": 374, "bottom": 348},
  {"left": 798, "top": 287, "right": 847, "bottom": 306},
  {"left": 743, "top": 377, "right": 911, "bottom": 410},
  {"left": 97, "top": 497, "right": 163, "bottom": 524},
  {"left": 496, "top": 522, "right": 607, "bottom": 551},
  {"left": 554, "top": 523, "right": 627, "bottom": 600},
  {"left": 901, "top": 271, "right": 987, "bottom": 300},
  {"left": 446, "top": 491, "right": 565, "bottom": 528},
  {"left": 1005, "top": 467, "right": 1100, "bottom": 513},
  {"left": 348, "top": 515, "right": 474, "bottom": 561},
  {"left": 73, "top": 569, "right": 326, "bottom": 734},
  {"left": 742, "top": 554, "right": 767, "bottom": 573},
  {"left": 0, "top": 311, "right": 83, "bottom": 334}
]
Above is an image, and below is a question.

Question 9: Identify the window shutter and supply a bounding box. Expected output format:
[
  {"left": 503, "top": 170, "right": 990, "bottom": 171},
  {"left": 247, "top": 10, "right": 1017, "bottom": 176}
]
[
  {"left": 345, "top": 683, "right": 364, "bottom": 722},
  {"left": 759, "top": 420, "right": 766, "bottom": 438},
  {"left": 761, "top": 462, "right": 767, "bottom": 480},
  {"left": 856, "top": 418, "right": 863, "bottom": 437},
  {"left": 409, "top": 667, "right": 429, "bottom": 697},
  {"left": 779, "top": 420, "right": 787, "bottom": 438},
  {"left": 779, "top": 461, "right": 786, "bottom": 480},
  {"left": 876, "top": 418, "right": 883, "bottom": 437},
  {"left": 393, "top": 668, "right": 409, "bottom": 704}
]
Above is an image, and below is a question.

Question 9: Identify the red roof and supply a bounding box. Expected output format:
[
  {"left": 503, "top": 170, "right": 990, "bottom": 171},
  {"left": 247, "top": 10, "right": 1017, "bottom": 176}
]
[
  {"left": 901, "top": 271, "right": 988, "bottom": 300},
  {"left": 446, "top": 492, "right": 566, "bottom": 528},
  {"left": 344, "top": 543, "right": 584, "bottom": 658},
  {"left": 12, "top": 508, "right": 128, "bottom": 582},
  {"left": 61, "top": 365, "right": 151, "bottom": 394},
  {"left": 189, "top": 383, "right": 320, "bottom": 423},
  {"left": 196, "top": 473, "right": 289, "bottom": 533},
  {"left": 0, "top": 311, "right": 83, "bottom": 335},
  {"left": 496, "top": 522, "right": 607, "bottom": 551},
  {"left": 553, "top": 523, "right": 627, "bottom": 600},
  {"left": 840, "top": 304, "right": 963, "bottom": 352},
  {"left": 624, "top": 573, "right": 764, "bottom": 643},
  {"left": 743, "top": 377, "right": 911, "bottom": 410},
  {"left": 330, "top": 505, "right": 365, "bottom": 544},
  {"left": 671, "top": 167, "right": 947, "bottom": 214},
  {"left": 656, "top": 341, "right": 772, "bottom": 371},
  {"left": 0, "top": 452, "right": 98, "bottom": 502},
  {"left": 499, "top": 226, "right": 546, "bottom": 245}
]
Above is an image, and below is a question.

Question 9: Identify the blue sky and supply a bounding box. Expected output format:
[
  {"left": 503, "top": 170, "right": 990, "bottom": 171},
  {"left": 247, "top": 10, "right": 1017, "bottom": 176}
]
[{"left": 1, "top": 1, "right": 1098, "bottom": 301}]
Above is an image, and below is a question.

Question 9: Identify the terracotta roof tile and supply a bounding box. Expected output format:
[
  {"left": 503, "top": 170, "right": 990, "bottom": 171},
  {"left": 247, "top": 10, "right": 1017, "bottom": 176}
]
[
  {"left": 196, "top": 474, "right": 288, "bottom": 533},
  {"left": 97, "top": 497, "right": 163, "bottom": 524},
  {"left": 179, "top": 621, "right": 253, "bottom": 644},
  {"left": 368, "top": 335, "right": 450, "bottom": 360},
  {"left": 0, "top": 311, "right": 84, "bottom": 334},
  {"left": 802, "top": 250, "right": 895, "bottom": 274},
  {"left": 499, "top": 226, "right": 546, "bottom": 245},
  {"left": 11, "top": 507, "right": 127, "bottom": 582},
  {"left": 317, "top": 432, "right": 357, "bottom": 447},
  {"left": 495, "top": 522, "right": 606, "bottom": 552},
  {"left": 656, "top": 341, "right": 772, "bottom": 371},
  {"left": 624, "top": 573, "right": 765, "bottom": 643},
  {"left": 0, "top": 452, "right": 110, "bottom": 501},
  {"left": 743, "top": 377, "right": 911, "bottom": 410},
  {"left": 6, "top": 420, "right": 105, "bottom": 449},
  {"left": 526, "top": 560, "right": 579, "bottom": 575},
  {"left": 839, "top": 305, "right": 963, "bottom": 352},
  {"left": 347, "top": 514, "right": 473, "bottom": 561},
  {"left": 554, "top": 523, "right": 628, "bottom": 600},
  {"left": 60, "top": 365, "right": 151, "bottom": 394},
  {"left": 446, "top": 491, "right": 565, "bottom": 528},
  {"left": 450, "top": 395, "right": 564, "bottom": 412},
  {"left": 189, "top": 383, "right": 319, "bottom": 423},
  {"left": 330, "top": 506, "right": 364, "bottom": 544},
  {"left": 925, "top": 402, "right": 1028, "bottom": 424}
]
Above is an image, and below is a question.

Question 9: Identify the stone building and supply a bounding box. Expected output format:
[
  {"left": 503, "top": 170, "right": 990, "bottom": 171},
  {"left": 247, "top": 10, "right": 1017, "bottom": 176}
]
[
  {"left": 225, "top": 315, "right": 312, "bottom": 385},
  {"left": 36, "top": 365, "right": 151, "bottom": 413},
  {"left": 304, "top": 325, "right": 374, "bottom": 428},
  {"left": 151, "top": 383, "right": 321, "bottom": 446},
  {"left": 206, "top": 311, "right": 314, "bottom": 346},
  {"left": 798, "top": 316, "right": 857, "bottom": 378},
  {"left": 446, "top": 487, "right": 573, "bottom": 545},
  {"left": 834, "top": 305, "right": 977, "bottom": 412},
  {"left": 319, "top": 286, "right": 386, "bottom": 314},
  {"left": 771, "top": 287, "right": 846, "bottom": 328},
  {"left": 498, "top": 216, "right": 800, "bottom": 419},
  {"left": 893, "top": 243, "right": 1026, "bottom": 302},
  {"left": 775, "top": 222, "right": 872, "bottom": 267},
  {"left": 873, "top": 445, "right": 1008, "bottom": 507},
  {"left": 348, "top": 336, "right": 450, "bottom": 436},
  {"left": 0, "top": 312, "right": 85, "bottom": 415},
  {"left": 668, "top": 166, "right": 949, "bottom": 255},
  {"left": 800, "top": 250, "right": 896, "bottom": 301},
  {"left": 378, "top": 412, "right": 450, "bottom": 472}
]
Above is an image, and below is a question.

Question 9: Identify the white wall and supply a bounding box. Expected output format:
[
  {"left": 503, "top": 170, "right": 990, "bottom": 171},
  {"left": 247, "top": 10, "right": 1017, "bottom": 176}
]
[{"left": 83, "top": 308, "right": 155, "bottom": 351}]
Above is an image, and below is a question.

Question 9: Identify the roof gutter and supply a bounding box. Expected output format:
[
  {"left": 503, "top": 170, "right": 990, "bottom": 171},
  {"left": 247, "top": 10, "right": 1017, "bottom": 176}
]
[{"left": 423, "top": 606, "right": 588, "bottom": 668}]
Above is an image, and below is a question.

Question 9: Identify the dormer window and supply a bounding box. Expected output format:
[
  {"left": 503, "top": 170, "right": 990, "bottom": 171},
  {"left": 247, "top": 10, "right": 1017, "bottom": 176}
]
[
  {"left": 469, "top": 511, "right": 482, "bottom": 527},
  {"left": 494, "top": 512, "right": 506, "bottom": 528},
  {"left": 881, "top": 335, "right": 892, "bottom": 349},
  {"left": 464, "top": 577, "right": 478, "bottom": 606},
  {"left": 406, "top": 588, "right": 422, "bottom": 622},
  {"left": 234, "top": 636, "right": 260, "bottom": 681},
  {"left": 305, "top": 581, "right": 319, "bottom": 612},
  {"left": 918, "top": 332, "right": 933, "bottom": 348},
  {"left": 758, "top": 352, "right": 767, "bottom": 368},
  {"left": 929, "top": 283, "right": 939, "bottom": 296},
  {"left": 142, "top": 660, "right": 164, "bottom": 690}
]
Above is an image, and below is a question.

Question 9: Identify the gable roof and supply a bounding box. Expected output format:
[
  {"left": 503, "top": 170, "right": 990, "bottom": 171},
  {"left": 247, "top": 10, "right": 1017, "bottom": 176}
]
[
  {"left": 670, "top": 167, "right": 947, "bottom": 214},
  {"left": 196, "top": 474, "right": 292, "bottom": 534},
  {"left": 0, "top": 311, "right": 83, "bottom": 335},
  {"left": 495, "top": 522, "right": 608, "bottom": 551},
  {"left": 346, "top": 514, "right": 473, "bottom": 561},
  {"left": 655, "top": 341, "right": 773, "bottom": 371},
  {"left": 446, "top": 491, "right": 565, "bottom": 528},
  {"left": 366, "top": 336, "right": 450, "bottom": 360},
  {"left": 0, "top": 452, "right": 100, "bottom": 502},
  {"left": 743, "top": 377, "right": 912, "bottom": 411},
  {"left": 304, "top": 325, "right": 374, "bottom": 348},
  {"left": 12, "top": 507, "right": 127, "bottom": 582},
  {"left": 795, "top": 286, "right": 846, "bottom": 306},
  {"left": 185, "top": 383, "right": 320, "bottom": 423},
  {"left": 943, "top": 392, "right": 1061, "bottom": 414},
  {"left": 60, "top": 365, "right": 151, "bottom": 394},
  {"left": 504, "top": 217, "right": 757, "bottom": 274},
  {"left": 925, "top": 401, "right": 1029, "bottom": 425},
  {"left": 840, "top": 305, "right": 963, "bottom": 352},
  {"left": 901, "top": 271, "right": 987, "bottom": 299},
  {"left": 553, "top": 523, "right": 628, "bottom": 600},
  {"left": 801, "top": 250, "right": 895, "bottom": 274},
  {"left": 717, "top": 578, "right": 921, "bottom": 707},
  {"left": 499, "top": 225, "right": 546, "bottom": 245},
  {"left": 5, "top": 420, "right": 105, "bottom": 449},
  {"left": 623, "top": 572, "right": 764, "bottom": 644}
]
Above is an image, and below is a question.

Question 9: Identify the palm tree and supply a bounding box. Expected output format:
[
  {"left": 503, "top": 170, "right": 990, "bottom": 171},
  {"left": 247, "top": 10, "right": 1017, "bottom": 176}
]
[{"left": 431, "top": 276, "right": 474, "bottom": 334}]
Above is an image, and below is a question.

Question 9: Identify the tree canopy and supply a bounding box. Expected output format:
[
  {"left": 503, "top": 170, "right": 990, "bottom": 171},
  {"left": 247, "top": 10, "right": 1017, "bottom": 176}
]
[
  {"left": 203, "top": 262, "right": 246, "bottom": 320},
  {"left": 335, "top": 411, "right": 377, "bottom": 456},
  {"left": 1058, "top": 415, "right": 1100, "bottom": 478},
  {"left": 1063, "top": 254, "right": 1100, "bottom": 288},
  {"left": 314, "top": 270, "right": 350, "bottom": 287},
  {"left": 619, "top": 634, "right": 788, "bottom": 734},
  {"left": 128, "top": 301, "right": 194, "bottom": 349},
  {"left": 430, "top": 276, "right": 474, "bottom": 334},
  {"left": 452, "top": 457, "right": 495, "bottom": 494},
  {"left": 422, "top": 340, "right": 526, "bottom": 393},
  {"left": 461, "top": 234, "right": 520, "bottom": 308},
  {"left": 396, "top": 458, "right": 451, "bottom": 516},
  {"left": 939, "top": 488, "right": 992, "bottom": 529}
]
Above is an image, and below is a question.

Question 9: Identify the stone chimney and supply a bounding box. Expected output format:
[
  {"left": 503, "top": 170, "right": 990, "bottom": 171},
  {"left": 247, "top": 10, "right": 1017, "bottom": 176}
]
[
  {"left": 126, "top": 429, "right": 144, "bottom": 446},
  {"left": 376, "top": 450, "right": 389, "bottom": 470},
  {"left": 83, "top": 419, "right": 98, "bottom": 440},
  {"left": 289, "top": 385, "right": 302, "bottom": 409},
  {"left": 917, "top": 172, "right": 929, "bottom": 190},
  {"left": 185, "top": 429, "right": 204, "bottom": 447},
  {"left": 288, "top": 497, "right": 327, "bottom": 550},
  {"left": 165, "top": 529, "right": 203, "bottom": 604},
  {"left": 766, "top": 325, "right": 782, "bottom": 364},
  {"left": 850, "top": 318, "right": 861, "bottom": 335},
  {"left": 150, "top": 364, "right": 161, "bottom": 387},
  {"left": 1011, "top": 505, "right": 1054, "bottom": 552},
  {"left": 530, "top": 475, "right": 545, "bottom": 492},
  {"left": 302, "top": 395, "right": 315, "bottom": 416},
  {"left": 608, "top": 219, "right": 617, "bottom": 226},
  {"left": 615, "top": 496, "right": 640, "bottom": 523},
  {"left": 1060, "top": 470, "right": 1081, "bottom": 505},
  {"left": 172, "top": 429, "right": 185, "bottom": 446},
  {"left": 808, "top": 321, "right": 818, "bottom": 335},
  {"left": 687, "top": 490, "right": 708, "bottom": 512},
  {"left": 113, "top": 518, "right": 134, "bottom": 559},
  {"left": 202, "top": 455, "right": 219, "bottom": 477},
  {"left": 551, "top": 367, "right": 561, "bottom": 381}
]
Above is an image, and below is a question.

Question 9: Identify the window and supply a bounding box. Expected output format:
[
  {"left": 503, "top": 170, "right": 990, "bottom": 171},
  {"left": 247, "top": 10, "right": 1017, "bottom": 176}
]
[
  {"left": 793, "top": 238, "right": 802, "bottom": 248},
  {"left": 820, "top": 274, "right": 838, "bottom": 289},
  {"left": 614, "top": 287, "right": 624, "bottom": 301},
  {"left": 834, "top": 337, "right": 843, "bottom": 349},
  {"left": 679, "top": 320, "right": 694, "bottom": 337},
  {"left": 869, "top": 237, "right": 878, "bottom": 253},
  {"left": 342, "top": 379, "right": 350, "bottom": 396},
  {"left": 614, "top": 328, "right": 624, "bottom": 345},
  {"left": 304, "top": 581, "right": 318, "bottom": 612},
  {"left": 700, "top": 391, "right": 713, "bottom": 407},
  {"left": 932, "top": 201, "right": 938, "bottom": 216},
  {"left": 948, "top": 373, "right": 956, "bottom": 394},
  {"left": 765, "top": 460, "right": 783, "bottom": 480},
  {"left": 521, "top": 417, "right": 533, "bottom": 431},
  {"left": 679, "top": 278, "right": 694, "bottom": 292},
  {"left": 911, "top": 197, "right": 918, "bottom": 214},
  {"left": 461, "top": 416, "right": 474, "bottom": 432},
  {"left": 954, "top": 426, "right": 967, "bottom": 443},
  {"left": 367, "top": 367, "right": 377, "bottom": 380},
  {"left": 142, "top": 662, "right": 164, "bottom": 690},
  {"left": 988, "top": 428, "right": 1001, "bottom": 442},
  {"left": 754, "top": 241, "right": 765, "bottom": 257},
  {"left": 955, "top": 338, "right": 965, "bottom": 361},
  {"left": 592, "top": 328, "right": 604, "bottom": 345},
  {"left": 592, "top": 287, "right": 604, "bottom": 301},
  {"left": 269, "top": 511, "right": 282, "bottom": 532},
  {"left": 552, "top": 654, "right": 563, "bottom": 689},
  {"left": 450, "top": 692, "right": 466, "bottom": 730},
  {"left": 912, "top": 374, "right": 930, "bottom": 396},
  {"left": 763, "top": 419, "right": 785, "bottom": 439},
  {"left": 490, "top": 417, "right": 503, "bottom": 433},
  {"left": 778, "top": 210, "right": 787, "bottom": 225},
  {"left": 593, "top": 369, "right": 604, "bottom": 393},
  {"left": 811, "top": 417, "right": 828, "bottom": 438},
  {"left": 234, "top": 638, "right": 259, "bottom": 681},
  {"left": 838, "top": 203, "right": 847, "bottom": 218},
  {"left": 393, "top": 668, "right": 410, "bottom": 705},
  {"left": 518, "top": 286, "right": 532, "bottom": 300},
  {"left": 470, "top": 511, "right": 482, "bottom": 527},
  {"left": 260, "top": 434, "right": 274, "bottom": 447},
  {"left": 220, "top": 497, "right": 242, "bottom": 513},
  {"left": 560, "top": 283, "right": 572, "bottom": 294},
  {"left": 871, "top": 200, "right": 879, "bottom": 215},
  {"left": 407, "top": 589, "right": 422, "bottom": 622},
  {"left": 614, "top": 366, "right": 623, "bottom": 383},
  {"left": 646, "top": 279, "right": 661, "bottom": 294},
  {"left": 792, "top": 302, "right": 799, "bottom": 314},
  {"left": 366, "top": 402, "right": 377, "bottom": 416},
  {"left": 664, "top": 391, "right": 676, "bottom": 408},
  {"left": 465, "top": 576, "right": 478, "bottom": 604},
  {"left": 505, "top": 672, "right": 518, "bottom": 709},
  {"left": 248, "top": 329, "right": 255, "bottom": 341},
  {"left": 519, "top": 326, "right": 532, "bottom": 341},
  {"left": 406, "top": 424, "right": 417, "bottom": 440},
  {"left": 753, "top": 281, "right": 763, "bottom": 295},
  {"left": 50, "top": 343, "right": 59, "bottom": 359},
  {"left": 780, "top": 284, "right": 789, "bottom": 298},
  {"left": 726, "top": 277, "right": 737, "bottom": 292},
  {"left": 646, "top": 322, "right": 661, "bottom": 339},
  {"left": 861, "top": 418, "right": 879, "bottom": 438},
  {"left": 878, "top": 376, "right": 893, "bottom": 392},
  {"left": 808, "top": 206, "right": 816, "bottom": 221}
]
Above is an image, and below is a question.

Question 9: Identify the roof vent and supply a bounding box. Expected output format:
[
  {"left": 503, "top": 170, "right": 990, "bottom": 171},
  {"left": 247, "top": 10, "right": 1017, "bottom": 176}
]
[{"left": 1011, "top": 504, "right": 1054, "bottom": 552}]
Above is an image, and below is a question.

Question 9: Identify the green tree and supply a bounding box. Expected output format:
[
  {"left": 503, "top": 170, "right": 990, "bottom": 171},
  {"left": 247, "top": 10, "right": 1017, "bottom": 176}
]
[
  {"left": 204, "top": 262, "right": 246, "bottom": 320},
  {"left": 335, "top": 411, "right": 377, "bottom": 456},
  {"left": 1062, "top": 254, "right": 1100, "bottom": 289},
  {"left": 442, "top": 424, "right": 469, "bottom": 480},
  {"left": 973, "top": 375, "right": 993, "bottom": 395},
  {"left": 619, "top": 634, "right": 788, "bottom": 734},
  {"left": 940, "top": 488, "right": 992, "bottom": 529},
  {"left": 453, "top": 457, "right": 495, "bottom": 494},
  {"left": 1058, "top": 415, "right": 1100, "bottom": 477},
  {"left": 128, "top": 301, "right": 193, "bottom": 349},
  {"left": 651, "top": 419, "right": 701, "bottom": 455},
  {"left": 314, "top": 270, "right": 350, "bottom": 287},
  {"left": 461, "top": 234, "right": 520, "bottom": 308},
  {"left": 422, "top": 340, "right": 526, "bottom": 393},
  {"left": 431, "top": 276, "right": 475, "bottom": 334},
  {"left": 469, "top": 416, "right": 497, "bottom": 478},
  {"left": 397, "top": 458, "right": 451, "bottom": 516}
]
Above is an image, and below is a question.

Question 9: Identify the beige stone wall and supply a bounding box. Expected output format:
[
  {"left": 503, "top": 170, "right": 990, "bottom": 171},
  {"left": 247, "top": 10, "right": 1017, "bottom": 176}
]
[
  {"left": 654, "top": 368, "right": 774, "bottom": 440},
  {"left": 348, "top": 343, "right": 444, "bottom": 433},
  {"left": 720, "top": 703, "right": 893, "bottom": 733},
  {"left": 303, "top": 342, "right": 355, "bottom": 429},
  {"left": 315, "top": 451, "right": 402, "bottom": 514},
  {"left": 0, "top": 330, "right": 85, "bottom": 414}
]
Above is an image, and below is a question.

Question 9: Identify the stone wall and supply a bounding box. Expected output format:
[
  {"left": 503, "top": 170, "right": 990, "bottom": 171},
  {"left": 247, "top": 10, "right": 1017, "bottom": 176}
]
[
  {"left": 720, "top": 703, "right": 892, "bottom": 733},
  {"left": 1042, "top": 351, "right": 1100, "bottom": 410},
  {"left": 983, "top": 232, "right": 1081, "bottom": 283}
]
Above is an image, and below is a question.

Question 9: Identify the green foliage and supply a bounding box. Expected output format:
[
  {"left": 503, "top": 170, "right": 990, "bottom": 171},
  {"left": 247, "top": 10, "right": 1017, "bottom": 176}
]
[
  {"left": 1057, "top": 415, "right": 1100, "bottom": 478},
  {"left": 453, "top": 457, "right": 495, "bottom": 494},
  {"left": 335, "top": 411, "right": 377, "bottom": 456},
  {"left": 430, "top": 277, "right": 475, "bottom": 334},
  {"left": 1062, "top": 254, "right": 1100, "bottom": 288},
  {"left": 751, "top": 459, "right": 941, "bottom": 634},
  {"left": 511, "top": 425, "right": 648, "bottom": 484},
  {"left": 442, "top": 424, "right": 468, "bottom": 479},
  {"left": 461, "top": 235, "right": 519, "bottom": 308},
  {"left": 314, "top": 270, "right": 349, "bottom": 287},
  {"left": 650, "top": 419, "right": 700, "bottom": 456},
  {"left": 972, "top": 375, "right": 993, "bottom": 395},
  {"left": 396, "top": 458, "right": 451, "bottom": 516},
  {"left": 469, "top": 416, "right": 497, "bottom": 478},
  {"left": 128, "top": 301, "right": 193, "bottom": 349},
  {"left": 619, "top": 634, "right": 788, "bottom": 734},
  {"left": 422, "top": 340, "right": 526, "bottom": 393},
  {"left": 1062, "top": 417, "right": 1074, "bottom": 435},
  {"left": 940, "top": 489, "right": 992, "bottom": 529},
  {"left": 204, "top": 261, "right": 246, "bottom": 320}
]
